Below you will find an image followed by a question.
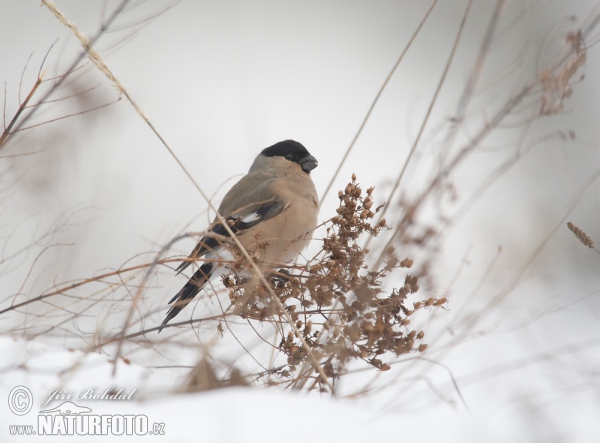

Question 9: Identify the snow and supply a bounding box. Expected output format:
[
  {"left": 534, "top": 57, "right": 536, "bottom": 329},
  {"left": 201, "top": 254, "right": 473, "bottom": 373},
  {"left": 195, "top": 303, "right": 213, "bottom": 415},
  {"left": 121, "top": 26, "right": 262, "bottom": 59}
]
[{"left": 0, "top": 336, "right": 478, "bottom": 442}]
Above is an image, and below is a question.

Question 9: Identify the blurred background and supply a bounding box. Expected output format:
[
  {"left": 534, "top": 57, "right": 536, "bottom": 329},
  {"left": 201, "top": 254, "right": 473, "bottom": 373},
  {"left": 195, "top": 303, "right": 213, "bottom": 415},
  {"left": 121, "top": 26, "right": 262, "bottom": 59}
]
[{"left": 1, "top": 1, "right": 600, "bottom": 441}]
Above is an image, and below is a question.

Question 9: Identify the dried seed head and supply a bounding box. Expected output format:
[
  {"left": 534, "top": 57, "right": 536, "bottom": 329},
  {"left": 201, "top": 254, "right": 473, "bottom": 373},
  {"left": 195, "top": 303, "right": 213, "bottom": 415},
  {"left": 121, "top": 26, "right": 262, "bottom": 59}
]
[
  {"left": 567, "top": 222, "right": 595, "bottom": 248},
  {"left": 385, "top": 257, "right": 399, "bottom": 270},
  {"left": 333, "top": 326, "right": 341, "bottom": 338},
  {"left": 400, "top": 258, "right": 413, "bottom": 268},
  {"left": 418, "top": 344, "right": 428, "bottom": 352},
  {"left": 246, "top": 174, "right": 441, "bottom": 385},
  {"left": 304, "top": 322, "right": 312, "bottom": 336}
]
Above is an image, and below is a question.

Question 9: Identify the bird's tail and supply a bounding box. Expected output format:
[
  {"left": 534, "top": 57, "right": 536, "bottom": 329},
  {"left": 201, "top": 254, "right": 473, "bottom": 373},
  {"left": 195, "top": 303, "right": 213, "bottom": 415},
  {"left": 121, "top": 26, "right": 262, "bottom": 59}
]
[{"left": 159, "top": 262, "right": 214, "bottom": 332}]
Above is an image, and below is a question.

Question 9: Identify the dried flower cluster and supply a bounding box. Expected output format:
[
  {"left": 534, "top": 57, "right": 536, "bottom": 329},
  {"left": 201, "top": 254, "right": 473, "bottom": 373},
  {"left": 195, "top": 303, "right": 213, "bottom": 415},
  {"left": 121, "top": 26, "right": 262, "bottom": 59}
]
[
  {"left": 225, "top": 175, "right": 446, "bottom": 389},
  {"left": 539, "top": 30, "right": 586, "bottom": 115}
]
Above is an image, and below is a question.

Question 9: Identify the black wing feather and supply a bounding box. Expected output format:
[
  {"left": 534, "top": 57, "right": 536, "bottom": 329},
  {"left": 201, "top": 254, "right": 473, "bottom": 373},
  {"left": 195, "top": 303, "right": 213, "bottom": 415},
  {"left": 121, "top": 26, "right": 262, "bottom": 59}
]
[
  {"left": 162, "top": 200, "right": 285, "bottom": 331},
  {"left": 175, "top": 200, "right": 285, "bottom": 274}
]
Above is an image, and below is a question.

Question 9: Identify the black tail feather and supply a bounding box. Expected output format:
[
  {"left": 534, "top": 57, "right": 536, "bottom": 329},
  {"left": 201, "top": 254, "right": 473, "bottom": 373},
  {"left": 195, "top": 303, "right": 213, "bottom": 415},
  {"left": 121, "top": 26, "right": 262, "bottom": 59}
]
[{"left": 159, "top": 262, "right": 214, "bottom": 332}]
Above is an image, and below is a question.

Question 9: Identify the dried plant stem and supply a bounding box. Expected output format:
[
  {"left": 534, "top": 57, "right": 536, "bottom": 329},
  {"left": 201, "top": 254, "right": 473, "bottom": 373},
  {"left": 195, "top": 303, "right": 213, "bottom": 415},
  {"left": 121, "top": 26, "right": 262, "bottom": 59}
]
[
  {"left": 41, "top": 0, "right": 334, "bottom": 391},
  {"left": 0, "top": 261, "right": 154, "bottom": 316},
  {"left": 320, "top": 0, "right": 438, "bottom": 205},
  {"left": 40, "top": 1, "right": 141, "bottom": 120},
  {"left": 372, "top": 0, "right": 473, "bottom": 233},
  {"left": 13, "top": 98, "right": 120, "bottom": 133},
  {"left": 373, "top": 81, "right": 538, "bottom": 270},
  {"left": 374, "top": 17, "right": 590, "bottom": 270},
  {"left": 454, "top": 166, "right": 600, "bottom": 334},
  {"left": 0, "top": 73, "right": 44, "bottom": 148},
  {"left": 9, "top": 0, "right": 131, "bottom": 138},
  {"left": 442, "top": 0, "right": 507, "bottom": 160}
]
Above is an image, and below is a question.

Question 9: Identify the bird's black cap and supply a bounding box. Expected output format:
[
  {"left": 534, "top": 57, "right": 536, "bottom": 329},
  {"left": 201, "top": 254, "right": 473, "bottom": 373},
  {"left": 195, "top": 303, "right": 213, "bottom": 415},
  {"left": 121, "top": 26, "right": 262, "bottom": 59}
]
[{"left": 261, "top": 140, "right": 318, "bottom": 173}]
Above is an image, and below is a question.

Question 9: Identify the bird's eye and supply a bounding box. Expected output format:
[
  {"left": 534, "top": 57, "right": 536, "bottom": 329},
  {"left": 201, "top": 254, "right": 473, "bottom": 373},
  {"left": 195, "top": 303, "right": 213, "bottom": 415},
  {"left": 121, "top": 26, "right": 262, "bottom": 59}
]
[{"left": 285, "top": 154, "right": 294, "bottom": 161}]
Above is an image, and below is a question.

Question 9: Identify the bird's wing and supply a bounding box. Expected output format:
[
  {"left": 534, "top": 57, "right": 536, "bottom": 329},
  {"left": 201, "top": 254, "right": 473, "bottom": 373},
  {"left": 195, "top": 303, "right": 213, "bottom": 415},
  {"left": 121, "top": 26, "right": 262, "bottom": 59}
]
[{"left": 175, "top": 174, "right": 286, "bottom": 274}]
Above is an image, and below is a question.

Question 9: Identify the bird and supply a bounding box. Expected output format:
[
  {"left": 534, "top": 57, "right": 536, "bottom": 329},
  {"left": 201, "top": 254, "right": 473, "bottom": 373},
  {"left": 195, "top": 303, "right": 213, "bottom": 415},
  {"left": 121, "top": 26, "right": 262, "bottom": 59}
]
[{"left": 159, "top": 140, "right": 319, "bottom": 332}]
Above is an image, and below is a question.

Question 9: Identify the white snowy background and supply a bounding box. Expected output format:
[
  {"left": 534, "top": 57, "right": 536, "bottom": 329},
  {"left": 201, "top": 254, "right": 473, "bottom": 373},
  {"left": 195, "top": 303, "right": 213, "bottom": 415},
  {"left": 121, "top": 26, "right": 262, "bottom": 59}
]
[{"left": 2, "top": 1, "right": 600, "bottom": 442}]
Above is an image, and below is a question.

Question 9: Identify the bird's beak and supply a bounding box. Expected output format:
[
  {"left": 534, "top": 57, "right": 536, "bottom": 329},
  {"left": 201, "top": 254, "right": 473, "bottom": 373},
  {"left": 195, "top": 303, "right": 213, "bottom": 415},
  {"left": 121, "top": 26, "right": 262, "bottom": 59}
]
[{"left": 299, "top": 154, "right": 318, "bottom": 172}]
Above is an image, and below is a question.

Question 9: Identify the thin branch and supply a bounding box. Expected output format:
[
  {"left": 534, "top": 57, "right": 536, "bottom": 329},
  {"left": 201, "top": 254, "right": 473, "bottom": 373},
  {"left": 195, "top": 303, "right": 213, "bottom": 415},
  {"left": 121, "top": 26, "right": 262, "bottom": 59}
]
[
  {"left": 25, "top": 84, "right": 101, "bottom": 108},
  {"left": 0, "top": 73, "right": 45, "bottom": 148},
  {"left": 442, "top": 0, "right": 507, "bottom": 161},
  {"left": 320, "top": 0, "right": 438, "bottom": 205},
  {"left": 0, "top": 260, "right": 160, "bottom": 316},
  {"left": 372, "top": 0, "right": 473, "bottom": 233},
  {"left": 8, "top": 0, "right": 131, "bottom": 137},
  {"left": 12, "top": 97, "right": 121, "bottom": 133}
]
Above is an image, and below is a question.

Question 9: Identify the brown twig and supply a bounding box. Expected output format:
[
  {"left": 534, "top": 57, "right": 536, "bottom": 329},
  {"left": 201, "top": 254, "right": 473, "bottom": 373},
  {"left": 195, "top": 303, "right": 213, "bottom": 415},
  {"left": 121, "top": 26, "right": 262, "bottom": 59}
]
[
  {"left": 0, "top": 73, "right": 45, "bottom": 148},
  {"left": 320, "top": 0, "right": 438, "bottom": 205},
  {"left": 7, "top": 0, "right": 132, "bottom": 139},
  {"left": 371, "top": 0, "right": 473, "bottom": 233}
]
